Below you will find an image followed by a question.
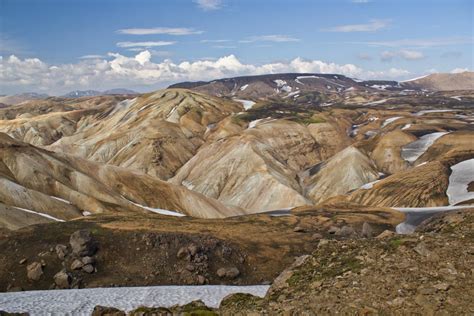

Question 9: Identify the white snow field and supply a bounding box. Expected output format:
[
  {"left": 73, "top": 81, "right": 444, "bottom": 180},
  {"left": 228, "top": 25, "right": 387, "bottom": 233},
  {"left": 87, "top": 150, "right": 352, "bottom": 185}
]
[
  {"left": 233, "top": 98, "right": 256, "bottom": 110},
  {"left": 0, "top": 285, "right": 270, "bottom": 315},
  {"left": 447, "top": 158, "right": 474, "bottom": 205},
  {"left": 381, "top": 116, "right": 402, "bottom": 128},
  {"left": 401, "top": 132, "right": 449, "bottom": 163}
]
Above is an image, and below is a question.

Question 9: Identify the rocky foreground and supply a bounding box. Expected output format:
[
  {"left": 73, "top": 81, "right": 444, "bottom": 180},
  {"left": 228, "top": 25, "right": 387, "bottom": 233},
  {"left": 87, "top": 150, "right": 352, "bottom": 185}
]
[{"left": 81, "top": 209, "right": 474, "bottom": 315}]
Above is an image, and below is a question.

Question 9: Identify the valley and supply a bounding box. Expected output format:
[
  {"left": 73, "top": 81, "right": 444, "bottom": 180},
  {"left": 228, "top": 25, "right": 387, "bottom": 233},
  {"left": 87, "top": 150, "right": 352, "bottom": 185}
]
[{"left": 0, "top": 71, "right": 473, "bottom": 314}]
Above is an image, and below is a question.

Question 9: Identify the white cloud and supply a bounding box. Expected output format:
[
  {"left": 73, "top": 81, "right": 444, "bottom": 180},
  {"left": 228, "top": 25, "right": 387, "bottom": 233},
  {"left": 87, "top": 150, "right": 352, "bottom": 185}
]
[
  {"left": 117, "top": 27, "right": 203, "bottom": 35},
  {"left": 451, "top": 67, "right": 470, "bottom": 73},
  {"left": 240, "top": 35, "right": 300, "bottom": 43},
  {"left": 399, "top": 50, "right": 424, "bottom": 60},
  {"left": 126, "top": 49, "right": 172, "bottom": 57},
  {"left": 194, "top": 0, "right": 222, "bottom": 11},
  {"left": 381, "top": 50, "right": 425, "bottom": 61},
  {"left": 79, "top": 54, "right": 106, "bottom": 60},
  {"left": 323, "top": 19, "right": 390, "bottom": 32},
  {"left": 116, "top": 41, "right": 176, "bottom": 48},
  {"left": 381, "top": 51, "right": 396, "bottom": 62},
  {"left": 352, "top": 0, "right": 370, "bottom": 3},
  {"left": 0, "top": 52, "right": 411, "bottom": 94}
]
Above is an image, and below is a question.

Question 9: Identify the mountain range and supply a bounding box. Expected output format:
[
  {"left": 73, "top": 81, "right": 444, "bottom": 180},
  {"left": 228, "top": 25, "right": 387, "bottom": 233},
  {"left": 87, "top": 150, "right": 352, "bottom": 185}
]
[{"left": 0, "top": 71, "right": 473, "bottom": 313}]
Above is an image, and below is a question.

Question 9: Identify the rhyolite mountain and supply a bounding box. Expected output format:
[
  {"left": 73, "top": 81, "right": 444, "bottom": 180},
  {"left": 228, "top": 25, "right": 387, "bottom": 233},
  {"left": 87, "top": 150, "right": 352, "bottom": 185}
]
[{"left": 0, "top": 71, "right": 473, "bottom": 312}]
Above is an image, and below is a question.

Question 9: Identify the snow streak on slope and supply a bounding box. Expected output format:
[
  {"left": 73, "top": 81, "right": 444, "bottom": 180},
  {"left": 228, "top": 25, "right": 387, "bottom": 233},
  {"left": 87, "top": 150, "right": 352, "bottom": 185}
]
[
  {"left": 447, "top": 159, "right": 474, "bottom": 205},
  {"left": 381, "top": 116, "right": 402, "bottom": 128},
  {"left": 0, "top": 285, "right": 270, "bottom": 315},
  {"left": 12, "top": 207, "right": 65, "bottom": 222},
  {"left": 415, "top": 109, "right": 456, "bottom": 116},
  {"left": 127, "top": 199, "right": 186, "bottom": 217},
  {"left": 401, "top": 132, "right": 449, "bottom": 163},
  {"left": 233, "top": 99, "right": 256, "bottom": 110}
]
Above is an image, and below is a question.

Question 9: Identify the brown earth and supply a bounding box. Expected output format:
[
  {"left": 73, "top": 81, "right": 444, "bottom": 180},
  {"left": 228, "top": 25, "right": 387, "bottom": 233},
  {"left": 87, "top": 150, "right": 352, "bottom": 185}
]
[{"left": 0, "top": 204, "right": 403, "bottom": 292}]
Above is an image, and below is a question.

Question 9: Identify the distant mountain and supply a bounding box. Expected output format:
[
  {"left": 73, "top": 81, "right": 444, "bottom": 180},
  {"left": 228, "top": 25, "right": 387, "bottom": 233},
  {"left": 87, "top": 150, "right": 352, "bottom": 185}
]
[
  {"left": 0, "top": 92, "right": 49, "bottom": 105},
  {"left": 61, "top": 90, "right": 101, "bottom": 98},
  {"left": 102, "top": 88, "right": 139, "bottom": 95},
  {"left": 401, "top": 71, "right": 474, "bottom": 91},
  {"left": 169, "top": 72, "right": 473, "bottom": 99},
  {"left": 168, "top": 73, "right": 408, "bottom": 100},
  {"left": 61, "top": 89, "right": 138, "bottom": 98}
]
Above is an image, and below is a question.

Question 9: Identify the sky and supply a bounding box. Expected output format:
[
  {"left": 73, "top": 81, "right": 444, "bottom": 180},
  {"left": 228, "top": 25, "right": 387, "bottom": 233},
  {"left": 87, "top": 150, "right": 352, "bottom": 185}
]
[{"left": 0, "top": 0, "right": 473, "bottom": 95}]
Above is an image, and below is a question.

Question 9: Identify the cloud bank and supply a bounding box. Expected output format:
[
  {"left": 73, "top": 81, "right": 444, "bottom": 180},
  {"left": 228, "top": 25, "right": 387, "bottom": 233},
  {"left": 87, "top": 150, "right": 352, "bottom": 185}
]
[{"left": 1, "top": 51, "right": 413, "bottom": 94}]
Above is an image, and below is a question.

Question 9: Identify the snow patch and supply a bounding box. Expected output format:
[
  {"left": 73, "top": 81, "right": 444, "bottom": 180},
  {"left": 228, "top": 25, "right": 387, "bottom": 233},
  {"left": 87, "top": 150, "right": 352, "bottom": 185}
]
[
  {"left": 364, "top": 99, "right": 388, "bottom": 106},
  {"left": 381, "top": 116, "right": 402, "bottom": 128},
  {"left": 126, "top": 199, "right": 186, "bottom": 217},
  {"left": 370, "top": 84, "right": 392, "bottom": 90},
  {"left": 446, "top": 159, "right": 474, "bottom": 205},
  {"left": 240, "top": 84, "right": 248, "bottom": 91},
  {"left": 274, "top": 79, "right": 292, "bottom": 93},
  {"left": 50, "top": 196, "right": 71, "bottom": 204},
  {"left": 401, "top": 132, "right": 449, "bottom": 163},
  {"left": 400, "top": 74, "right": 429, "bottom": 82},
  {"left": 0, "top": 285, "right": 270, "bottom": 314},
  {"left": 401, "top": 123, "right": 412, "bottom": 130},
  {"left": 415, "top": 109, "right": 456, "bottom": 116},
  {"left": 233, "top": 98, "right": 256, "bottom": 110},
  {"left": 12, "top": 207, "right": 65, "bottom": 222},
  {"left": 360, "top": 180, "right": 380, "bottom": 190}
]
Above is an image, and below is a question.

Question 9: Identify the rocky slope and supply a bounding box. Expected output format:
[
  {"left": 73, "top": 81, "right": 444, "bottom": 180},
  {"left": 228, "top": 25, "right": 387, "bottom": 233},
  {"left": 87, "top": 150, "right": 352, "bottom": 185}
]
[
  {"left": 0, "top": 132, "right": 244, "bottom": 231},
  {"left": 78, "top": 209, "right": 474, "bottom": 315},
  {"left": 48, "top": 89, "right": 242, "bottom": 180},
  {"left": 0, "top": 203, "right": 403, "bottom": 292}
]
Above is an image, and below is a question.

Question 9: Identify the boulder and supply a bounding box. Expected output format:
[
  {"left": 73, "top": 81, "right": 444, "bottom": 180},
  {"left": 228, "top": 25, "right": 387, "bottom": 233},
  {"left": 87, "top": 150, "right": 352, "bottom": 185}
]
[
  {"left": 55, "top": 244, "right": 68, "bottom": 260},
  {"left": 293, "top": 226, "right": 305, "bottom": 232},
  {"left": 376, "top": 230, "right": 395, "bottom": 239},
  {"left": 176, "top": 247, "right": 189, "bottom": 260},
  {"left": 26, "top": 262, "right": 43, "bottom": 281},
  {"left": 82, "top": 264, "right": 95, "bottom": 274},
  {"left": 217, "top": 267, "right": 240, "bottom": 279},
  {"left": 188, "top": 244, "right": 199, "bottom": 256},
  {"left": 54, "top": 270, "right": 72, "bottom": 289},
  {"left": 91, "top": 305, "right": 126, "bottom": 316},
  {"left": 70, "top": 230, "right": 97, "bottom": 257},
  {"left": 70, "top": 259, "right": 84, "bottom": 270},
  {"left": 328, "top": 226, "right": 340, "bottom": 234},
  {"left": 336, "top": 225, "right": 356, "bottom": 237},
  {"left": 361, "top": 222, "right": 374, "bottom": 238},
  {"left": 82, "top": 256, "right": 95, "bottom": 265},
  {"left": 197, "top": 275, "right": 206, "bottom": 285}
]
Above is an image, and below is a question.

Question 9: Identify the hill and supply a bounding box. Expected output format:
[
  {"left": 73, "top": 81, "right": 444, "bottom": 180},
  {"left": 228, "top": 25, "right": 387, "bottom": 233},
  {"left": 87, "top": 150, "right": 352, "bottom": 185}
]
[{"left": 402, "top": 71, "right": 474, "bottom": 91}]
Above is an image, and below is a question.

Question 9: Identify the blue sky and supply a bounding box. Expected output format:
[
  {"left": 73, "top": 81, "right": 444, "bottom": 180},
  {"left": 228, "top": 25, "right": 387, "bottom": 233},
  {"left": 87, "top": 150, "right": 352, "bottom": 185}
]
[{"left": 1, "top": 0, "right": 472, "bottom": 94}]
